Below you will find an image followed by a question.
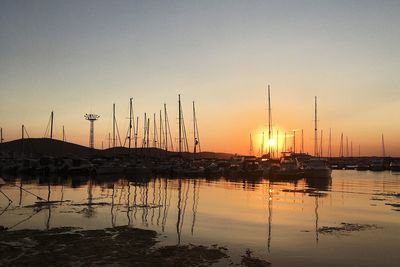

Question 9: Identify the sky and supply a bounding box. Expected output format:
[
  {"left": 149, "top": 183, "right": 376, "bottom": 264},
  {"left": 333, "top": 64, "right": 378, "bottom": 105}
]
[{"left": 1, "top": 0, "right": 400, "bottom": 156}]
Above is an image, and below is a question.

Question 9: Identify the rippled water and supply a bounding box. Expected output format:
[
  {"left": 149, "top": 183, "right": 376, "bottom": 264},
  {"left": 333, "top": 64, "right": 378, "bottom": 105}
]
[{"left": 1, "top": 170, "right": 399, "bottom": 266}]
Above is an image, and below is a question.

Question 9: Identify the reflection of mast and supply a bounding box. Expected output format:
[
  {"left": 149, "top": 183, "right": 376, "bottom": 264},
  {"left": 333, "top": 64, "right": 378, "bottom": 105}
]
[
  {"left": 111, "top": 184, "right": 116, "bottom": 227},
  {"left": 162, "top": 179, "right": 170, "bottom": 232},
  {"left": 180, "top": 181, "right": 189, "bottom": 235},
  {"left": 267, "top": 181, "right": 273, "bottom": 252},
  {"left": 157, "top": 179, "right": 162, "bottom": 226},
  {"left": 127, "top": 182, "right": 131, "bottom": 226},
  {"left": 46, "top": 181, "right": 51, "bottom": 230},
  {"left": 315, "top": 196, "right": 319, "bottom": 244},
  {"left": 191, "top": 180, "right": 199, "bottom": 236},
  {"left": 176, "top": 179, "right": 182, "bottom": 244}
]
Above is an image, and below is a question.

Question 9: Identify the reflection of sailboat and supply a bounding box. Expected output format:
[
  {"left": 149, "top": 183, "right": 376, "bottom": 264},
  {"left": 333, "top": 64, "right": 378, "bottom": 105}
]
[
  {"left": 191, "top": 180, "right": 200, "bottom": 236},
  {"left": 314, "top": 196, "right": 319, "bottom": 244},
  {"left": 267, "top": 181, "right": 273, "bottom": 252}
]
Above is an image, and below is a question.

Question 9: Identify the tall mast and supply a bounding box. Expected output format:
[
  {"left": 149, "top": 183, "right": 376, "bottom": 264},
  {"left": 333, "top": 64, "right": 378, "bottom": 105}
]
[
  {"left": 143, "top": 113, "right": 147, "bottom": 148},
  {"left": 153, "top": 113, "right": 157, "bottom": 148},
  {"left": 178, "top": 94, "right": 182, "bottom": 154},
  {"left": 301, "top": 129, "right": 304, "bottom": 153},
  {"left": 164, "top": 104, "right": 168, "bottom": 151},
  {"left": 147, "top": 118, "right": 150, "bottom": 148},
  {"left": 113, "top": 103, "right": 116, "bottom": 148},
  {"left": 128, "top": 98, "right": 133, "bottom": 149},
  {"left": 22, "top": 125, "right": 24, "bottom": 139},
  {"left": 159, "top": 110, "right": 162, "bottom": 149},
  {"left": 328, "top": 128, "right": 332, "bottom": 158},
  {"left": 346, "top": 136, "right": 349, "bottom": 157},
  {"left": 135, "top": 116, "right": 139, "bottom": 148},
  {"left": 249, "top": 134, "right": 254, "bottom": 156},
  {"left": 320, "top": 130, "right": 323, "bottom": 157},
  {"left": 351, "top": 140, "right": 353, "bottom": 157},
  {"left": 276, "top": 130, "right": 279, "bottom": 157},
  {"left": 284, "top": 132, "right": 287, "bottom": 152},
  {"left": 50, "top": 111, "right": 54, "bottom": 139},
  {"left": 314, "top": 96, "right": 318, "bottom": 157},
  {"left": 340, "top": 133, "right": 344, "bottom": 157},
  {"left": 0, "top": 128, "right": 3, "bottom": 143},
  {"left": 62, "top": 125, "right": 65, "bottom": 142},
  {"left": 293, "top": 130, "right": 296, "bottom": 153},
  {"left": 193, "top": 101, "right": 201, "bottom": 156},
  {"left": 268, "top": 85, "right": 272, "bottom": 157},
  {"left": 261, "top": 132, "right": 264, "bottom": 156},
  {"left": 382, "top": 134, "right": 386, "bottom": 157}
]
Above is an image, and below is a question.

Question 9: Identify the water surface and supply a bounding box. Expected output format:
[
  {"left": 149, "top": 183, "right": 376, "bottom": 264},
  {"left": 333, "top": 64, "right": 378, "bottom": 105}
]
[{"left": 1, "top": 170, "right": 399, "bottom": 266}]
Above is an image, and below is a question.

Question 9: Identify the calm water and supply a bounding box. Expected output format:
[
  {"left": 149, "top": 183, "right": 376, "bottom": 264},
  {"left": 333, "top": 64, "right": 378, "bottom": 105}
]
[{"left": 1, "top": 171, "right": 399, "bottom": 266}]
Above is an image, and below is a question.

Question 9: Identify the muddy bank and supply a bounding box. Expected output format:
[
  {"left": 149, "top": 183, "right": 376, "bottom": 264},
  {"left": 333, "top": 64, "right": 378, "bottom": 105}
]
[
  {"left": 0, "top": 226, "right": 268, "bottom": 266},
  {"left": 318, "top": 223, "right": 380, "bottom": 236}
]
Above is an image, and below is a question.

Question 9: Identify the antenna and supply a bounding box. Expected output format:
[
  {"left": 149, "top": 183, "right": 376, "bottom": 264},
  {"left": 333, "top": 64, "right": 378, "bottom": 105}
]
[{"left": 84, "top": 113, "right": 100, "bottom": 149}]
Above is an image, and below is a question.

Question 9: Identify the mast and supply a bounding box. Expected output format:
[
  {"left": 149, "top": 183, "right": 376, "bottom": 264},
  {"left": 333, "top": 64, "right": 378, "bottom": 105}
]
[
  {"left": 249, "top": 134, "right": 254, "bottom": 156},
  {"left": 314, "top": 96, "right": 318, "bottom": 157},
  {"left": 350, "top": 140, "right": 353, "bottom": 157},
  {"left": 0, "top": 128, "right": 3, "bottom": 143},
  {"left": 193, "top": 101, "right": 201, "bottom": 157},
  {"left": 135, "top": 117, "right": 139, "bottom": 148},
  {"left": 62, "top": 125, "right": 65, "bottom": 142},
  {"left": 301, "top": 129, "right": 304, "bottom": 153},
  {"left": 22, "top": 125, "right": 24, "bottom": 139},
  {"left": 147, "top": 118, "right": 150, "bottom": 148},
  {"left": 268, "top": 85, "right": 272, "bottom": 157},
  {"left": 153, "top": 113, "right": 157, "bottom": 148},
  {"left": 113, "top": 103, "right": 116, "bottom": 148},
  {"left": 382, "top": 134, "right": 386, "bottom": 157},
  {"left": 142, "top": 113, "right": 147, "bottom": 148},
  {"left": 159, "top": 110, "right": 163, "bottom": 149},
  {"left": 293, "top": 130, "right": 296, "bottom": 153},
  {"left": 346, "top": 136, "right": 349, "bottom": 157},
  {"left": 128, "top": 98, "right": 133, "bottom": 149},
  {"left": 284, "top": 132, "right": 287, "bottom": 152},
  {"left": 328, "top": 128, "right": 332, "bottom": 158},
  {"left": 339, "top": 133, "right": 344, "bottom": 157},
  {"left": 50, "top": 111, "right": 54, "bottom": 139},
  {"left": 276, "top": 130, "right": 279, "bottom": 157},
  {"left": 261, "top": 132, "right": 264, "bottom": 156},
  {"left": 164, "top": 104, "right": 168, "bottom": 151},
  {"left": 320, "top": 130, "right": 323, "bottom": 157},
  {"left": 178, "top": 94, "right": 182, "bottom": 154}
]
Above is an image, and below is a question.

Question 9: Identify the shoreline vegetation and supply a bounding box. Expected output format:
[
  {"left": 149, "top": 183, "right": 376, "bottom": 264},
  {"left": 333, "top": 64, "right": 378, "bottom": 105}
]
[{"left": 0, "top": 226, "right": 271, "bottom": 266}]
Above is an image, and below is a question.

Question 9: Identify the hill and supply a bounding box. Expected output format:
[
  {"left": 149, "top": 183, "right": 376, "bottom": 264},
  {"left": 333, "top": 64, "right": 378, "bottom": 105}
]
[{"left": 0, "top": 138, "right": 233, "bottom": 159}]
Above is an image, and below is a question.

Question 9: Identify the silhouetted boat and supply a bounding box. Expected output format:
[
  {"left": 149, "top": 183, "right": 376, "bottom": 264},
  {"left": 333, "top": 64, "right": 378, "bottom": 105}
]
[
  {"left": 302, "top": 158, "right": 332, "bottom": 178},
  {"left": 275, "top": 154, "right": 302, "bottom": 179}
]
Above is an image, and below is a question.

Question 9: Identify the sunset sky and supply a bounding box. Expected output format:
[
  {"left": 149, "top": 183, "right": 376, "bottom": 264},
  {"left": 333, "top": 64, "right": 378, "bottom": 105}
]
[{"left": 1, "top": 0, "right": 399, "bottom": 156}]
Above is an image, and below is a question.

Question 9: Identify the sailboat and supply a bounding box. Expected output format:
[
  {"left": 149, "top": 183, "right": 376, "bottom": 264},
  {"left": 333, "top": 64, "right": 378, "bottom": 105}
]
[{"left": 302, "top": 97, "right": 332, "bottom": 178}]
